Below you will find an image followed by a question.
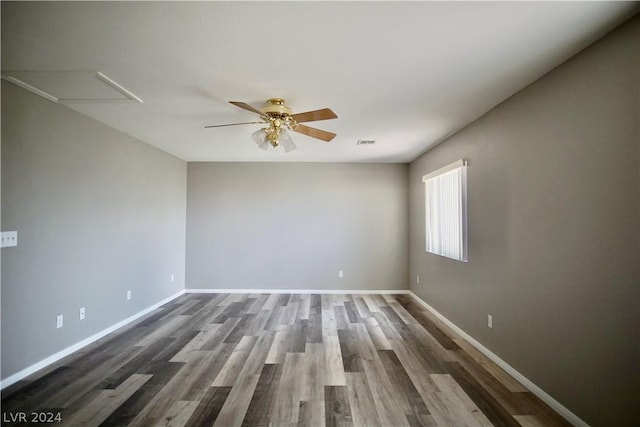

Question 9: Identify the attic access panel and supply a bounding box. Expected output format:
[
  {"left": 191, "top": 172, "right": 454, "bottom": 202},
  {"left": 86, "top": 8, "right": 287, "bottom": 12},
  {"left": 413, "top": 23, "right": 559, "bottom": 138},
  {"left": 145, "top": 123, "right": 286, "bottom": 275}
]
[{"left": 1, "top": 70, "right": 142, "bottom": 104}]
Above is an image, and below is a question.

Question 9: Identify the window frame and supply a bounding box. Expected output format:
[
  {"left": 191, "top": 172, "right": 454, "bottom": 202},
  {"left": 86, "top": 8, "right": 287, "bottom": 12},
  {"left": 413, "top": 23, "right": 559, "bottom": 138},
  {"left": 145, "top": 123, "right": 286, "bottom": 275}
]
[{"left": 422, "top": 159, "right": 468, "bottom": 262}]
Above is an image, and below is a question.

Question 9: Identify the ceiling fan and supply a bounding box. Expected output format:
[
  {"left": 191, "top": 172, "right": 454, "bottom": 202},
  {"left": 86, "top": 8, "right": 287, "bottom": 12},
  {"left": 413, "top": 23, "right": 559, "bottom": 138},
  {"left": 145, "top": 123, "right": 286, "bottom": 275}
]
[{"left": 205, "top": 98, "right": 337, "bottom": 152}]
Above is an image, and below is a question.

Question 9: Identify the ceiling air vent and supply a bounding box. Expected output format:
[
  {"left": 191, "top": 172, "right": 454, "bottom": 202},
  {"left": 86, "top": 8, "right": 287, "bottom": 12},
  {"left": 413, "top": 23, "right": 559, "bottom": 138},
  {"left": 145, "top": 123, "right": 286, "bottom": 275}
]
[{"left": 356, "top": 140, "right": 376, "bottom": 145}]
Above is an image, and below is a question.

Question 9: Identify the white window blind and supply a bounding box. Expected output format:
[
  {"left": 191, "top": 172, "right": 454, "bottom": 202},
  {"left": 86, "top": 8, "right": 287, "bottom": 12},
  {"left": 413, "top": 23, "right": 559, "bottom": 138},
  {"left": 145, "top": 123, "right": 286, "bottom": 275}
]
[{"left": 423, "top": 160, "right": 468, "bottom": 262}]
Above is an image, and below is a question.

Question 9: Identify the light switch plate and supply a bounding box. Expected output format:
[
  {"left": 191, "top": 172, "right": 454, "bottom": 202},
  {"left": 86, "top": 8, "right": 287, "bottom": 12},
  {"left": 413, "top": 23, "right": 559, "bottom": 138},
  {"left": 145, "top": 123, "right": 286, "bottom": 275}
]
[{"left": 1, "top": 231, "right": 18, "bottom": 248}]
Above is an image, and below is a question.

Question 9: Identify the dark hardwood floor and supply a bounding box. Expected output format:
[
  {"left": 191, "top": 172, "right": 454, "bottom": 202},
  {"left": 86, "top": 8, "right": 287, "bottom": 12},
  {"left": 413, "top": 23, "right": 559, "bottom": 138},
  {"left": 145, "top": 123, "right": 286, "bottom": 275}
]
[{"left": 1, "top": 293, "right": 571, "bottom": 426}]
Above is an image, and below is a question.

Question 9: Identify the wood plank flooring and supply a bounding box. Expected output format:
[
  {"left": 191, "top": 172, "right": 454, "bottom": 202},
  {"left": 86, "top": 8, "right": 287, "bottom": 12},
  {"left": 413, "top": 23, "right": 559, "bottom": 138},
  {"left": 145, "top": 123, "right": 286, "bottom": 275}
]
[{"left": 1, "top": 293, "right": 571, "bottom": 426}]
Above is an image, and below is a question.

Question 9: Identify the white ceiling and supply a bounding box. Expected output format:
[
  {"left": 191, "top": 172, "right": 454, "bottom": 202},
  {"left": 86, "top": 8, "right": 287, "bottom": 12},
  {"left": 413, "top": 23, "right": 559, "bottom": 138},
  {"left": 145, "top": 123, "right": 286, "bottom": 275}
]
[{"left": 2, "top": 2, "right": 638, "bottom": 163}]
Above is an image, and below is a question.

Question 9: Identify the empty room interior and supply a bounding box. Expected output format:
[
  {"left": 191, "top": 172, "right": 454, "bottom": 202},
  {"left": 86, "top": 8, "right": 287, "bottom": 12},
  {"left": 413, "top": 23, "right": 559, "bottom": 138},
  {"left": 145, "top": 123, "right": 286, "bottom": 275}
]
[{"left": 1, "top": 2, "right": 639, "bottom": 427}]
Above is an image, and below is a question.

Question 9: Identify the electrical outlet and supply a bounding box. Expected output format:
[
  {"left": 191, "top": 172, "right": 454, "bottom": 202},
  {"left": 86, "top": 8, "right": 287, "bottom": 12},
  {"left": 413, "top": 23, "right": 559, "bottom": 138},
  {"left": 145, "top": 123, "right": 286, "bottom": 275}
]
[
  {"left": 56, "top": 315, "right": 63, "bottom": 328},
  {"left": 79, "top": 307, "right": 85, "bottom": 320},
  {"left": 338, "top": 270, "right": 344, "bottom": 278},
  {"left": 487, "top": 314, "right": 493, "bottom": 329},
  {"left": 127, "top": 290, "right": 132, "bottom": 300},
  {"left": 416, "top": 275, "right": 420, "bottom": 284},
  {"left": 170, "top": 274, "right": 174, "bottom": 283}
]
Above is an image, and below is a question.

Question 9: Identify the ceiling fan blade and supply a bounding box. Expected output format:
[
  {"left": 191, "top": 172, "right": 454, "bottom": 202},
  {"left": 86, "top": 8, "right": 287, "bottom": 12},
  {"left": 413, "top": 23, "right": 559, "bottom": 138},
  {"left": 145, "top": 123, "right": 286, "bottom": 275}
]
[
  {"left": 291, "top": 108, "right": 337, "bottom": 123},
  {"left": 293, "top": 124, "right": 336, "bottom": 142},
  {"left": 204, "top": 121, "right": 266, "bottom": 128},
  {"left": 229, "top": 101, "right": 264, "bottom": 116}
]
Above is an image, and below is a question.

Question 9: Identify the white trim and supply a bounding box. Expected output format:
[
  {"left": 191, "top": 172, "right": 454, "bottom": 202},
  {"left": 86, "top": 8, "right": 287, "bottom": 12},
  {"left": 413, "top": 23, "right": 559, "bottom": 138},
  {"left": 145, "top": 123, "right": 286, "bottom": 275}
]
[
  {"left": 407, "top": 291, "right": 588, "bottom": 427},
  {"left": 94, "top": 72, "right": 144, "bottom": 103},
  {"left": 1, "top": 71, "right": 143, "bottom": 104},
  {"left": 1, "top": 75, "right": 60, "bottom": 103},
  {"left": 0, "top": 290, "right": 185, "bottom": 390},
  {"left": 185, "top": 288, "right": 411, "bottom": 295},
  {"left": 422, "top": 159, "right": 467, "bottom": 182},
  {"left": 58, "top": 98, "right": 142, "bottom": 104}
]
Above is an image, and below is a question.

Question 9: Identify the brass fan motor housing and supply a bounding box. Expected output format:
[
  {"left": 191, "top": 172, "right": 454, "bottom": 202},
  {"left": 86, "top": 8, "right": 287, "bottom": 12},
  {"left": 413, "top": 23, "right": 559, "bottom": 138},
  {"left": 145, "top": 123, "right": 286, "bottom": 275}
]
[
  {"left": 260, "top": 98, "right": 293, "bottom": 118},
  {"left": 260, "top": 99, "right": 298, "bottom": 138}
]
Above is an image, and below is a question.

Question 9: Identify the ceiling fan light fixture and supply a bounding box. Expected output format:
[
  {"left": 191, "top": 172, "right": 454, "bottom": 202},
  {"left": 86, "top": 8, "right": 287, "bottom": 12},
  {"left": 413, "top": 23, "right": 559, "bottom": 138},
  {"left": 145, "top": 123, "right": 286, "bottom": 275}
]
[
  {"left": 252, "top": 126, "right": 291, "bottom": 151},
  {"left": 251, "top": 128, "right": 266, "bottom": 146},
  {"left": 279, "top": 128, "right": 297, "bottom": 152},
  {"left": 210, "top": 98, "right": 337, "bottom": 152},
  {"left": 266, "top": 129, "right": 280, "bottom": 148},
  {"left": 252, "top": 128, "right": 275, "bottom": 150}
]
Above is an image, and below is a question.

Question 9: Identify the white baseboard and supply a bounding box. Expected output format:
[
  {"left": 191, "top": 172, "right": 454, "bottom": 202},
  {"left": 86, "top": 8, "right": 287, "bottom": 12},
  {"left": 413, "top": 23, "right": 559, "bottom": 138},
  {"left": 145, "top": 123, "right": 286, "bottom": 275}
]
[
  {"left": 407, "top": 291, "right": 588, "bottom": 427},
  {"left": 0, "top": 290, "right": 186, "bottom": 390},
  {"left": 185, "top": 288, "right": 411, "bottom": 295}
]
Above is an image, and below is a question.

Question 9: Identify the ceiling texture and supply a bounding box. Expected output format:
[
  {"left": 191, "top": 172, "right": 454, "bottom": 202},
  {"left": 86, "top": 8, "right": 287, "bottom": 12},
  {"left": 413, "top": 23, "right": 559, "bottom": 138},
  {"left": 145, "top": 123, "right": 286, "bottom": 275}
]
[{"left": 2, "top": 2, "right": 638, "bottom": 163}]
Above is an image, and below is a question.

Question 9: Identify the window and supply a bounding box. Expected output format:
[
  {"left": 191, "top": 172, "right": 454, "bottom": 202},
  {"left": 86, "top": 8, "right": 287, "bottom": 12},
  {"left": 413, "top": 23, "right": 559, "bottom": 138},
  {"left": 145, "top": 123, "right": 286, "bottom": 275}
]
[{"left": 423, "top": 159, "right": 468, "bottom": 262}]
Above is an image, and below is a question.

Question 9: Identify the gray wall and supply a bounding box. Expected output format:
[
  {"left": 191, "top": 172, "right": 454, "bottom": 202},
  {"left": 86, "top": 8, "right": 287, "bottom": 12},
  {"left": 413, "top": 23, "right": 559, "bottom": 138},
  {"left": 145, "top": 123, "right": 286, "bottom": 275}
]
[
  {"left": 409, "top": 17, "right": 639, "bottom": 426},
  {"left": 187, "top": 162, "right": 408, "bottom": 291},
  {"left": 1, "top": 82, "right": 187, "bottom": 380}
]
